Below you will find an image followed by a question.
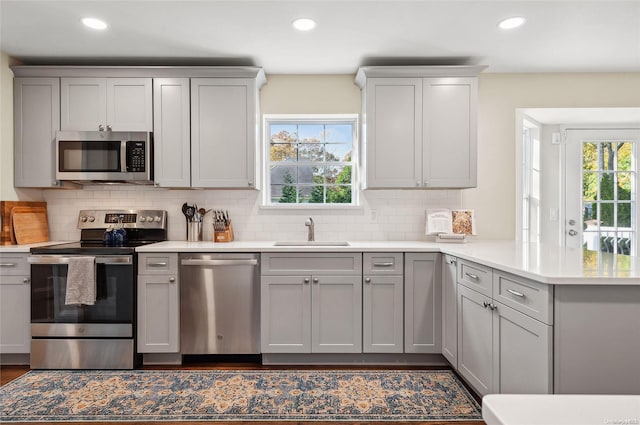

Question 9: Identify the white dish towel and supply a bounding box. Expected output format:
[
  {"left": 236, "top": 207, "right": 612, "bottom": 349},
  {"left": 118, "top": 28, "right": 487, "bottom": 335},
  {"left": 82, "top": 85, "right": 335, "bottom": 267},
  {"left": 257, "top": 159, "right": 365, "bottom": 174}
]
[{"left": 65, "top": 256, "right": 96, "bottom": 305}]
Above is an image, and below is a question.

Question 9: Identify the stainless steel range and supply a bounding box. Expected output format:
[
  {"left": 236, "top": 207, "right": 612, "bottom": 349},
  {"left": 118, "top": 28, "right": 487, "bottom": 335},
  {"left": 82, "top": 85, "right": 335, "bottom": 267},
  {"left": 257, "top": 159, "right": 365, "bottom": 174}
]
[{"left": 29, "top": 209, "right": 167, "bottom": 369}]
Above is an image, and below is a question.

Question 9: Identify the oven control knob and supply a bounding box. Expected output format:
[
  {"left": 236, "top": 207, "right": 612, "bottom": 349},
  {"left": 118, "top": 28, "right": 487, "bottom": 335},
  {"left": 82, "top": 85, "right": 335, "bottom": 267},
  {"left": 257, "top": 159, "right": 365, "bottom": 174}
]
[
  {"left": 88, "top": 216, "right": 95, "bottom": 222},
  {"left": 80, "top": 216, "right": 88, "bottom": 222},
  {"left": 146, "top": 216, "right": 154, "bottom": 223},
  {"left": 139, "top": 216, "right": 146, "bottom": 222},
  {"left": 154, "top": 216, "right": 161, "bottom": 222}
]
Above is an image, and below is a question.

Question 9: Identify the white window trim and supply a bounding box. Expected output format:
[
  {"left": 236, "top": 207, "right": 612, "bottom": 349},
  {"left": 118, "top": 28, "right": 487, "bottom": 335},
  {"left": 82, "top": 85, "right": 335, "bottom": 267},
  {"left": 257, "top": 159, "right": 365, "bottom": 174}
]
[{"left": 261, "top": 114, "right": 360, "bottom": 209}]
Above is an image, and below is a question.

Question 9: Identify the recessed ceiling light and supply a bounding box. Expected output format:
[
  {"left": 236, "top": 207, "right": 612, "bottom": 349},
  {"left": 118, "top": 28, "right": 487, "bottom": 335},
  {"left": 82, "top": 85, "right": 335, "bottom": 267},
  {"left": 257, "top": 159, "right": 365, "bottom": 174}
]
[
  {"left": 497, "top": 16, "right": 526, "bottom": 30},
  {"left": 82, "top": 17, "right": 108, "bottom": 30},
  {"left": 292, "top": 18, "right": 316, "bottom": 31}
]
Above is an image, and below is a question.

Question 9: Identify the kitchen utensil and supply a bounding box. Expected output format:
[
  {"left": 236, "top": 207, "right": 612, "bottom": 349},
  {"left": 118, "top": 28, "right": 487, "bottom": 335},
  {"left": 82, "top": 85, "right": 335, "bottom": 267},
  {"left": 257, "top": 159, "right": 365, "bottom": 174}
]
[{"left": 11, "top": 206, "right": 49, "bottom": 244}]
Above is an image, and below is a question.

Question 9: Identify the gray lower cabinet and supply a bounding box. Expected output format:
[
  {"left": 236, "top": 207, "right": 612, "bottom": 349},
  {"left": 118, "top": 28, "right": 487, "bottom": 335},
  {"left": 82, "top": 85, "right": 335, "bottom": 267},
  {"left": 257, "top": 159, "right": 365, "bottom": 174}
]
[
  {"left": 13, "top": 77, "right": 60, "bottom": 187},
  {"left": 441, "top": 254, "right": 457, "bottom": 367},
  {"left": 137, "top": 254, "right": 180, "bottom": 353},
  {"left": 363, "top": 253, "right": 404, "bottom": 353},
  {"left": 404, "top": 253, "right": 441, "bottom": 353},
  {"left": 0, "top": 254, "right": 30, "bottom": 354},
  {"left": 153, "top": 78, "right": 191, "bottom": 187},
  {"left": 457, "top": 259, "right": 553, "bottom": 396},
  {"left": 260, "top": 253, "right": 362, "bottom": 354}
]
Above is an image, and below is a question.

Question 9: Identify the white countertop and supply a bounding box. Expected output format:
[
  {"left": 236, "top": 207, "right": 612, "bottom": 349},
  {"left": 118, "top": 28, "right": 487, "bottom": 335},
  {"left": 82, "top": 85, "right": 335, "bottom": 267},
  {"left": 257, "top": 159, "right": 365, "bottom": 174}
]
[
  {"left": 137, "top": 240, "right": 640, "bottom": 285},
  {"left": 482, "top": 394, "right": 640, "bottom": 425}
]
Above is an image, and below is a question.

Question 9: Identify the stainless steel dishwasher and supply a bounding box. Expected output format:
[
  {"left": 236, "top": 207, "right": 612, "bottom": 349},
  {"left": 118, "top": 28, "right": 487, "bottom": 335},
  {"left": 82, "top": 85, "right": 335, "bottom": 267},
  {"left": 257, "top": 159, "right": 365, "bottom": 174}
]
[{"left": 179, "top": 253, "right": 260, "bottom": 354}]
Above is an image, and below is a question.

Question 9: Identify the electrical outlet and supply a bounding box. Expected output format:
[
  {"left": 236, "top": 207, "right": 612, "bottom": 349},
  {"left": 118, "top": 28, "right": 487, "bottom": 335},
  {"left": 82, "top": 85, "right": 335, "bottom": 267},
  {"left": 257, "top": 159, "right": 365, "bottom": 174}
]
[
  {"left": 549, "top": 208, "right": 559, "bottom": 221},
  {"left": 370, "top": 209, "right": 377, "bottom": 221}
]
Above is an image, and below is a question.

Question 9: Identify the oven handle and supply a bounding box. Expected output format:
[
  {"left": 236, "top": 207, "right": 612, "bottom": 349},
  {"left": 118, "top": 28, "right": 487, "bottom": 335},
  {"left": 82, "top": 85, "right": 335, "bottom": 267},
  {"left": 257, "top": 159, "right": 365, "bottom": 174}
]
[{"left": 28, "top": 255, "right": 132, "bottom": 265}]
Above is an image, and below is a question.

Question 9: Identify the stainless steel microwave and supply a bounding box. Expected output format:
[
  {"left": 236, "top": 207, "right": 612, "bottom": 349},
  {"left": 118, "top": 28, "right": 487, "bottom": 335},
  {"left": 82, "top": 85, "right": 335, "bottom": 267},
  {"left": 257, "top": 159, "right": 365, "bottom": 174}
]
[{"left": 56, "top": 131, "right": 153, "bottom": 184}]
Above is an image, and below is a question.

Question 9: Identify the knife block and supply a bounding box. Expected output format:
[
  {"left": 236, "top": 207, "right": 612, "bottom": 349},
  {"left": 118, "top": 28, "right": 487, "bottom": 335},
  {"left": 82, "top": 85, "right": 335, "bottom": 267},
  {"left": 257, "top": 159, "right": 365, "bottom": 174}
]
[{"left": 214, "top": 221, "right": 234, "bottom": 242}]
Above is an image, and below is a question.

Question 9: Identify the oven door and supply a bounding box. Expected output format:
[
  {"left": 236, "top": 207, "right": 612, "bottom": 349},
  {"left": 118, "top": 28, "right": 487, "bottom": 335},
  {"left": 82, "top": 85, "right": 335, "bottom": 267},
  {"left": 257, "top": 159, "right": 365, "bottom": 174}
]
[{"left": 29, "top": 255, "right": 134, "bottom": 337}]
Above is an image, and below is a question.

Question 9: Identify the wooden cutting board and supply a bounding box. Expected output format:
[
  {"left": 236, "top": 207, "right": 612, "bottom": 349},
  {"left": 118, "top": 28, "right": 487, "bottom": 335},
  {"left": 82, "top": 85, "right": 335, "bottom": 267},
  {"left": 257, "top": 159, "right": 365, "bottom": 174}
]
[
  {"left": 10, "top": 206, "right": 50, "bottom": 245},
  {"left": 0, "top": 201, "right": 47, "bottom": 245}
]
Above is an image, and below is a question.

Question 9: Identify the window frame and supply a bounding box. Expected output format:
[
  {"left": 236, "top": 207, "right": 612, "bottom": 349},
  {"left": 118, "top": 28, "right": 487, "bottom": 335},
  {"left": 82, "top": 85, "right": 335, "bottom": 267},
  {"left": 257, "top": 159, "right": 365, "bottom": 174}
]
[{"left": 262, "top": 114, "right": 359, "bottom": 208}]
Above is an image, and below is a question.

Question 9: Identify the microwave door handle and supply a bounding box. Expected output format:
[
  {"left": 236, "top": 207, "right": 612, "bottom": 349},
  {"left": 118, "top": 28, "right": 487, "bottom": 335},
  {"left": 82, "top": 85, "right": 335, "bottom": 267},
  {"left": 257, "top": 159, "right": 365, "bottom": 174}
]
[
  {"left": 121, "top": 140, "right": 128, "bottom": 172},
  {"left": 29, "top": 255, "right": 132, "bottom": 265}
]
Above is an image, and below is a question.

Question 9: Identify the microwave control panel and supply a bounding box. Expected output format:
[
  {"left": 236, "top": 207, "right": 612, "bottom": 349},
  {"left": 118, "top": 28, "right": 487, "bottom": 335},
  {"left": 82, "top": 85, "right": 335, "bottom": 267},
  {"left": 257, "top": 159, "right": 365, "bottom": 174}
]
[{"left": 126, "top": 141, "right": 146, "bottom": 172}]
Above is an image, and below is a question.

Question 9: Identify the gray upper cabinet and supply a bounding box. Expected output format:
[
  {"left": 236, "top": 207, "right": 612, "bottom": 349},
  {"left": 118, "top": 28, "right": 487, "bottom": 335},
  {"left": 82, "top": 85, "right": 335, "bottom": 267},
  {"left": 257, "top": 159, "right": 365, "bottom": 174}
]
[
  {"left": 190, "top": 78, "right": 258, "bottom": 188},
  {"left": 14, "top": 77, "right": 60, "bottom": 187},
  {"left": 61, "top": 77, "right": 152, "bottom": 131},
  {"left": 355, "top": 66, "right": 484, "bottom": 189},
  {"left": 153, "top": 78, "right": 191, "bottom": 187},
  {"left": 404, "top": 252, "right": 441, "bottom": 353}
]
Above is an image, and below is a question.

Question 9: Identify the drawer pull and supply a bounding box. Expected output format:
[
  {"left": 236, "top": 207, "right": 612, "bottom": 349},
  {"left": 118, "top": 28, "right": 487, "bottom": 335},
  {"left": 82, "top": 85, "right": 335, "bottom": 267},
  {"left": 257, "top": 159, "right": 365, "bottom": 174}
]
[
  {"left": 147, "top": 262, "right": 168, "bottom": 267},
  {"left": 0, "top": 263, "right": 16, "bottom": 267},
  {"left": 372, "top": 262, "right": 394, "bottom": 267},
  {"left": 507, "top": 289, "right": 525, "bottom": 298},
  {"left": 447, "top": 259, "right": 456, "bottom": 265},
  {"left": 465, "top": 272, "right": 479, "bottom": 280}
]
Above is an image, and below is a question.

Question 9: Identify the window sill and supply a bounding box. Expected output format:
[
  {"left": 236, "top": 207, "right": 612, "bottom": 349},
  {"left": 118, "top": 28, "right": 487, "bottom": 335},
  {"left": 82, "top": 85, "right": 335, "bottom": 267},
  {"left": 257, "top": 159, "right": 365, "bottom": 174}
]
[{"left": 259, "top": 204, "right": 363, "bottom": 212}]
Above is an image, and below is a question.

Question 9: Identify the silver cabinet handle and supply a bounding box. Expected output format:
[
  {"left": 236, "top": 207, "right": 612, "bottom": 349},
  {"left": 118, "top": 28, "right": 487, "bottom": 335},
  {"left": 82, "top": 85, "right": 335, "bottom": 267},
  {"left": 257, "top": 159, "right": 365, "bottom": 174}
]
[
  {"left": 106, "top": 125, "right": 112, "bottom": 131},
  {"left": 23, "top": 277, "right": 30, "bottom": 283},
  {"left": 364, "top": 277, "right": 371, "bottom": 283},
  {"left": 304, "top": 278, "right": 310, "bottom": 284},
  {"left": 483, "top": 301, "right": 489, "bottom": 308},
  {"left": 169, "top": 277, "right": 176, "bottom": 283},
  {"left": 181, "top": 259, "right": 258, "bottom": 267},
  {"left": 490, "top": 303, "right": 498, "bottom": 311},
  {"left": 372, "top": 262, "right": 394, "bottom": 267},
  {"left": 0, "top": 263, "right": 16, "bottom": 267},
  {"left": 447, "top": 259, "right": 456, "bottom": 265},
  {"left": 465, "top": 272, "right": 479, "bottom": 280},
  {"left": 248, "top": 181, "right": 254, "bottom": 187},
  {"left": 312, "top": 278, "right": 319, "bottom": 284},
  {"left": 98, "top": 124, "right": 105, "bottom": 131},
  {"left": 147, "top": 262, "right": 168, "bottom": 267},
  {"left": 416, "top": 180, "right": 421, "bottom": 187},
  {"left": 507, "top": 289, "right": 525, "bottom": 298},
  {"left": 568, "top": 229, "right": 578, "bottom": 236}
]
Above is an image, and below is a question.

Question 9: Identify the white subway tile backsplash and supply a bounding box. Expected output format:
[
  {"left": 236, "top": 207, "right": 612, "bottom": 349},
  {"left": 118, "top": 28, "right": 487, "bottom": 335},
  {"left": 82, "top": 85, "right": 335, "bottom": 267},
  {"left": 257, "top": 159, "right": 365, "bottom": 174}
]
[{"left": 43, "top": 187, "right": 462, "bottom": 241}]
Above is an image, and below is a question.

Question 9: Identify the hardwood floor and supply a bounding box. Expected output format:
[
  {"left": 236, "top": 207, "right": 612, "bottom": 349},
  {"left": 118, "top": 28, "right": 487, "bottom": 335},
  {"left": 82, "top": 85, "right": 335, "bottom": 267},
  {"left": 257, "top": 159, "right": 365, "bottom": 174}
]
[{"left": 1, "top": 364, "right": 486, "bottom": 425}]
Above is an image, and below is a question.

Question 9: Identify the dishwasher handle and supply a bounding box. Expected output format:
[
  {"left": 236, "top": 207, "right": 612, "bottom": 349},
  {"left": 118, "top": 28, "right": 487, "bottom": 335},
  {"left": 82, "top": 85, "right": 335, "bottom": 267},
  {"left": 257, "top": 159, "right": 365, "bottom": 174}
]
[{"left": 181, "top": 258, "right": 258, "bottom": 267}]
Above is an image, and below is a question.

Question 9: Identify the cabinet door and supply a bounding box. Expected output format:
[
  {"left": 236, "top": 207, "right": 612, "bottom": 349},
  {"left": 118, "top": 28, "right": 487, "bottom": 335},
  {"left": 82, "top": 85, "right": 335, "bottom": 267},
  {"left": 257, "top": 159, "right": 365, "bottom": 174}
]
[
  {"left": 0, "top": 275, "right": 31, "bottom": 353},
  {"left": 442, "top": 255, "right": 458, "bottom": 367},
  {"left": 153, "top": 78, "right": 191, "bottom": 187},
  {"left": 312, "top": 275, "right": 362, "bottom": 353},
  {"left": 191, "top": 78, "right": 256, "bottom": 188},
  {"left": 261, "top": 275, "right": 311, "bottom": 353},
  {"left": 363, "top": 275, "right": 403, "bottom": 353},
  {"left": 14, "top": 77, "right": 60, "bottom": 187},
  {"left": 404, "top": 253, "right": 441, "bottom": 353},
  {"left": 106, "top": 78, "right": 153, "bottom": 131},
  {"left": 457, "top": 284, "right": 493, "bottom": 396},
  {"left": 422, "top": 77, "right": 477, "bottom": 188},
  {"left": 493, "top": 301, "right": 552, "bottom": 394},
  {"left": 137, "top": 274, "right": 179, "bottom": 353},
  {"left": 365, "top": 78, "right": 422, "bottom": 188},
  {"left": 61, "top": 77, "right": 106, "bottom": 131}
]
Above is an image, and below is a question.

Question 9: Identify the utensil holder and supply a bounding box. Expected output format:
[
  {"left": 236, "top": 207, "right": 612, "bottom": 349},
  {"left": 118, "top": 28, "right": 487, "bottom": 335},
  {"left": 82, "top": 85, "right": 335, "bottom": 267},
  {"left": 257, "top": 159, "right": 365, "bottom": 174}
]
[
  {"left": 187, "top": 221, "right": 203, "bottom": 242},
  {"left": 214, "top": 221, "right": 234, "bottom": 242}
]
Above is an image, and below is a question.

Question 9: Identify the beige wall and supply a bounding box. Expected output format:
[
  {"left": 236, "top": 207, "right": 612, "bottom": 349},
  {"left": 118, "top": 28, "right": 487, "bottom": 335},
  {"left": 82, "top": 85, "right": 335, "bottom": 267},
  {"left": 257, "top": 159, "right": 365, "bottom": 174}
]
[{"left": 468, "top": 73, "right": 640, "bottom": 239}]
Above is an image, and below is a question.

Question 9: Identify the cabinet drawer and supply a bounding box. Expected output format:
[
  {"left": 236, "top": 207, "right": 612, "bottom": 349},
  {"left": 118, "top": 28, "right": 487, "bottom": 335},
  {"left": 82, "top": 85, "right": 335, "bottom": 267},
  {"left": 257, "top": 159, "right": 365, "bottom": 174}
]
[
  {"left": 261, "top": 253, "right": 362, "bottom": 276},
  {"left": 0, "top": 254, "right": 29, "bottom": 276},
  {"left": 363, "top": 253, "right": 403, "bottom": 275},
  {"left": 138, "top": 253, "right": 178, "bottom": 275},
  {"left": 493, "top": 271, "right": 553, "bottom": 324},
  {"left": 457, "top": 259, "right": 492, "bottom": 297}
]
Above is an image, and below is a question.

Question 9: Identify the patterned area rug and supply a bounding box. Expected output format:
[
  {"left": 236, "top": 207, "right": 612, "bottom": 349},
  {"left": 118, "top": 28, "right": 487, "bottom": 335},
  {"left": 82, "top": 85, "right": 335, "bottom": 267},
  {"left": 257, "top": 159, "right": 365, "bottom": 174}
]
[{"left": 0, "top": 369, "right": 481, "bottom": 422}]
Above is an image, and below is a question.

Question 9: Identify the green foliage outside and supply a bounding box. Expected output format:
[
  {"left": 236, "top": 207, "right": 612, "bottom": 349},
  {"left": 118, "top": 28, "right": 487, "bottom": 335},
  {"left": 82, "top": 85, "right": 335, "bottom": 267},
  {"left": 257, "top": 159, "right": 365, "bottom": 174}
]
[
  {"left": 582, "top": 142, "right": 633, "bottom": 227},
  {"left": 279, "top": 171, "right": 298, "bottom": 203}
]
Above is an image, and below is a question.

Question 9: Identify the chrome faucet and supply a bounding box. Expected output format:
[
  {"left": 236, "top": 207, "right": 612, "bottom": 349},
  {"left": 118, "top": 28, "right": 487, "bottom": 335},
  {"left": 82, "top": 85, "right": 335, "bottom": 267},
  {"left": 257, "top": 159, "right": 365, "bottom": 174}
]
[{"left": 305, "top": 217, "right": 315, "bottom": 241}]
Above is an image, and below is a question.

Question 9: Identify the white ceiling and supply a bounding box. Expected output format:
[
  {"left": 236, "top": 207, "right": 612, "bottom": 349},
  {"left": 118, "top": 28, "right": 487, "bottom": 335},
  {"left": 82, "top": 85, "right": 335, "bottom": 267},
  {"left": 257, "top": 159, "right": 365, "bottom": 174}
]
[{"left": 1, "top": 0, "right": 639, "bottom": 75}]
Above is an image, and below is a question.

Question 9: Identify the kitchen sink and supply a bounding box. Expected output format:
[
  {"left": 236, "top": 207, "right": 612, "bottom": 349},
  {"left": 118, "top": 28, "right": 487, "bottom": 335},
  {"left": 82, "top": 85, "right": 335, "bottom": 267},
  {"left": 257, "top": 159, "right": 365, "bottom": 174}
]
[{"left": 273, "top": 241, "right": 350, "bottom": 246}]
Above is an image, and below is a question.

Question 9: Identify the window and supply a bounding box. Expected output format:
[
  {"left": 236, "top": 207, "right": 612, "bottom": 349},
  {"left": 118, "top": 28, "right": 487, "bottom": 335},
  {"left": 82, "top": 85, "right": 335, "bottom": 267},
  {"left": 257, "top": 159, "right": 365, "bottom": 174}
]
[
  {"left": 264, "top": 115, "right": 357, "bottom": 206},
  {"left": 522, "top": 120, "right": 541, "bottom": 243},
  {"left": 581, "top": 139, "right": 636, "bottom": 255}
]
